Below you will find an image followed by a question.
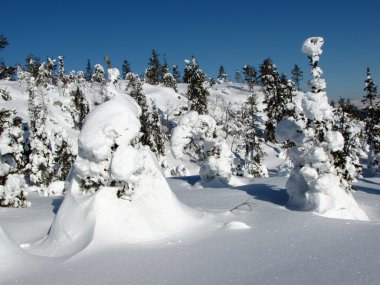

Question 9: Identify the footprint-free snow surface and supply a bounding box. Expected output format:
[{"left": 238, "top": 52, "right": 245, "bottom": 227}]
[{"left": 1, "top": 176, "right": 380, "bottom": 285}]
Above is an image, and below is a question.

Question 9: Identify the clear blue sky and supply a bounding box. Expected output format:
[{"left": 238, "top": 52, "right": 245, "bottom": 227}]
[{"left": 1, "top": 0, "right": 379, "bottom": 100}]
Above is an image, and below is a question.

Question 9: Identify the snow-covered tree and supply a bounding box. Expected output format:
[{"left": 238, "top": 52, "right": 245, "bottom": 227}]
[
  {"left": 243, "top": 93, "right": 268, "bottom": 177},
  {"left": 145, "top": 49, "right": 161, "bottom": 85},
  {"left": 92, "top": 64, "right": 106, "bottom": 84},
  {"left": 185, "top": 57, "right": 208, "bottom": 115},
  {"left": 172, "top": 65, "right": 181, "bottom": 83},
  {"left": 36, "top": 58, "right": 56, "bottom": 87},
  {"left": 52, "top": 131, "right": 76, "bottom": 181},
  {"left": 217, "top": 65, "right": 228, "bottom": 83},
  {"left": 28, "top": 82, "right": 54, "bottom": 188},
  {"left": 163, "top": 72, "right": 178, "bottom": 92},
  {"left": 70, "top": 87, "right": 89, "bottom": 129},
  {"left": 126, "top": 72, "right": 165, "bottom": 156},
  {"left": 0, "top": 109, "right": 29, "bottom": 207},
  {"left": 121, "top": 59, "right": 131, "bottom": 79},
  {"left": 362, "top": 67, "right": 379, "bottom": 170},
  {"left": 171, "top": 111, "right": 232, "bottom": 183},
  {"left": 275, "top": 37, "right": 368, "bottom": 221},
  {"left": 242, "top": 65, "right": 257, "bottom": 91},
  {"left": 160, "top": 55, "right": 169, "bottom": 82}
]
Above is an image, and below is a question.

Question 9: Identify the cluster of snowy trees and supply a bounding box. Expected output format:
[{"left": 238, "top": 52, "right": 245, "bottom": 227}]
[{"left": 0, "top": 34, "right": 379, "bottom": 214}]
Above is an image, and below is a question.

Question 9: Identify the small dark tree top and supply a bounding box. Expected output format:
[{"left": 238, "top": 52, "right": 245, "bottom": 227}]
[{"left": 0, "top": 35, "right": 9, "bottom": 51}]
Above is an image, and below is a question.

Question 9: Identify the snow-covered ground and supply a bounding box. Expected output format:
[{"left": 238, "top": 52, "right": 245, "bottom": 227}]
[
  {"left": 1, "top": 77, "right": 379, "bottom": 284},
  {"left": 1, "top": 176, "right": 380, "bottom": 284}
]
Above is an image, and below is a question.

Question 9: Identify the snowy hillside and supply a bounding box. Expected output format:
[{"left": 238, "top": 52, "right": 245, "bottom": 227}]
[{"left": 1, "top": 40, "right": 380, "bottom": 284}]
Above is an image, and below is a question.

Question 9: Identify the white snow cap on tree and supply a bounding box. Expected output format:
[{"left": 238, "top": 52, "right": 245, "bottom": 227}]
[
  {"left": 24, "top": 94, "right": 203, "bottom": 257},
  {"left": 302, "top": 37, "right": 324, "bottom": 65},
  {"left": 275, "top": 37, "right": 369, "bottom": 221},
  {"left": 171, "top": 111, "right": 232, "bottom": 183}
]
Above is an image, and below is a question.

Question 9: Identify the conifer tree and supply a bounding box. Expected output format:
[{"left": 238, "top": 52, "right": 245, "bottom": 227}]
[
  {"left": 362, "top": 67, "right": 379, "bottom": 170},
  {"left": 70, "top": 87, "right": 89, "bottom": 129},
  {"left": 163, "top": 73, "right": 178, "bottom": 92},
  {"left": 24, "top": 54, "right": 41, "bottom": 79},
  {"left": 53, "top": 132, "right": 76, "bottom": 181},
  {"left": 291, "top": 64, "right": 303, "bottom": 91},
  {"left": 126, "top": 72, "right": 165, "bottom": 156},
  {"left": 121, "top": 59, "right": 131, "bottom": 79},
  {"left": 172, "top": 65, "right": 181, "bottom": 83},
  {"left": 243, "top": 93, "right": 267, "bottom": 177},
  {"left": 145, "top": 49, "right": 161, "bottom": 85},
  {"left": 0, "top": 34, "right": 15, "bottom": 80},
  {"left": 92, "top": 64, "right": 106, "bottom": 84},
  {"left": 242, "top": 65, "right": 257, "bottom": 91},
  {"left": 85, "top": 59, "right": 92, "bottom": 82},
  {"left": 149, "top": 99, "right": 166, "bottom": 156},
  {"left": 58, "top": 56, "right": 65, "bottom": 81},
  {"left": 0, "top": 109, "right": 29, "bottom": 207},
  {"left": 186, "top": 57, "right": 208, "bottom": 114},
  {"left": 160, "top": 55, "right": 169, "bottom": 82},
  {"left": 217, "top": 65, "right": 228, "bottom": 82},
  {"left": 28, "top": 83, "right": 54, "bottom": 188}
]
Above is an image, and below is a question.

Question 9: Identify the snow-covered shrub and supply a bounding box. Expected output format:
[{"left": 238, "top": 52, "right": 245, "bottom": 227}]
[
  {"left": 171, "top": 111, "right": 232, "bottom": 183},
  {"left": 0, "top": 109, "right": 29, "bottom": 207},
  {"left": 275, "top": 37, "right": 368, "bottom": 221},
  {"left": 27, "top": 94, "right": 201, "bottom": 255},
  {"left": 163, "top": 73, "right": 178, "bottom": 92}
]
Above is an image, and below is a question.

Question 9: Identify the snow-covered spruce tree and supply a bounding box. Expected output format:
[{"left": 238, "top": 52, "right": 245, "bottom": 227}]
[
  {"left": 52, "top": 131, "right": 76, "bottom": 181},
  {"left": 243, "top": 93, "right": 268, "bottom": 177},
  {"left": 332, "top": 98, "right": 363, "bottom": 180},
  {"left": 172, "top": 65, "right": 181, "bottom": 83},
  {"left": 70, "top": 86, "right": 89, "bottom": 129},
  {"left": 28, "top": 81, "right": 54, "bottom": 189},
  {"left": 186, "top": 57, "right": 209, "bottom": 115},
  {"left": 171, "top": 111, "right": 232, "bottom": 183},
  {"left": 0, "top": 109, "right": 29, "bottom": 207},
  {"left": 163, "top": 72, "right": 178, "bottom": 92},
  {"left": 149, "top": 99, "right": 166, "bottom": 156},
  {"left": 265, "top": 72, "right": 295, "bottom": 143},
  {"left": 126, "top": 72, "right": 165, "bottom": 156},
  {"left": 362, "top": 67, "right": 379, "bottom": 170},
  {"left": 160, "top": 56, "right": 169, "bottom": 82},
  {"left": 24, "top": 54, "right": 41, "bottom": 79},
  {"left": 242, "top": 65, "right": 257, "bottom": 91},
  {"left": 36, "top": 58, "right": 56, "bottom": 88},
  {"left": 145, "top": 49, "right": 161, "bottom": 85},
  {"left": 217, "top": 65, "right": 228, "bottom": 83},
  {"left": 275, "top": 37, "right": 368, "bottom": 220},
  {"left": 92, "top": 64, "right": 106, "bottom": 105},
  {"left": 105, "top": 67, "right": 120, "bottom": 100}
]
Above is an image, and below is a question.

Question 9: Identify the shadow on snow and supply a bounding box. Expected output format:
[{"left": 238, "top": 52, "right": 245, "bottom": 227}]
[{"left": 232, "top": 183, "right": 289, "bottom": 206}]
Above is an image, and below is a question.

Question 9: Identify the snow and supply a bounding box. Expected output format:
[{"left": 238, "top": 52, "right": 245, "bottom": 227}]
[{"left": 1, "top": 177, "right": 380, "bottom": 284}]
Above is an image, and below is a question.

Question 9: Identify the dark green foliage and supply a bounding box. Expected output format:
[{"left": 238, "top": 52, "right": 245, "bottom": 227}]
[
  {"left": 71, "top": 87, "right": 89, "bottom": 129},
  {"left": 53, "top": 133, "right": 76, "bottom": 181},
  {"left": 126, "top": 73, "right": 166, "bottom": 156},
  {"left": 121, "top": 59, "right": 131, "bottom": 79},
  {"left": 24, "top": 54, "right": 41, "bottom": 79},
  {"left": 160, "top": 55, "right": 169, "bottom": 82},
  {"left": 85, "top": 59, "right": 92, "bottom": 82},
  {"left": 217, "top": 65, "right": 228, "bottom": 82},
  {"left": 185, "top": 57, "right": 209, "bottom": 114},
  {"left": 0, "top": 34, "right": 8, "bottom": 50},
  {"left": 145, "top": 49, "right": 161, "bottom": 85},
  {"left": 291, "top": 64, "right": 303, "bottom": 90},
  {"left": 242, "top": 65, "right": 257, "bottom": 91},
  {"left": 0, "top": 88, "right": 11, "bottom": 101}
]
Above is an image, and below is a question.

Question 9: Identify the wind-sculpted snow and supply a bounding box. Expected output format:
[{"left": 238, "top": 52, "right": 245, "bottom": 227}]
[{"left": 22, "top": 94, "right": 208, "bottom": 257}]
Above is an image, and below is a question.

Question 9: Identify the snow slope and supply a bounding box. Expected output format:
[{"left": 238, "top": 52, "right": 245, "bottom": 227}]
[{"left": 1, "top": 176, "right": 380, "bottom": 284}]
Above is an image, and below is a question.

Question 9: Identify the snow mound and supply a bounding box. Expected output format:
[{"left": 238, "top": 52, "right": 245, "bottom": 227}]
[
  {"left": 225, "top": 221, "right": 251, "bottom": 230},
  {"left": 25, "top": 94, "right": 207, "bottom": 257}
]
